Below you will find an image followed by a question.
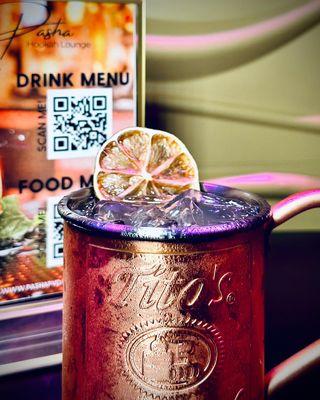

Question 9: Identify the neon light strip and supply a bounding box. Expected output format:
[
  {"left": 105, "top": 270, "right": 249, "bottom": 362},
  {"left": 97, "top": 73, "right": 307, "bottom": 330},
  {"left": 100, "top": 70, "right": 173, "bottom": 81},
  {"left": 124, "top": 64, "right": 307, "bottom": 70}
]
[{"left": 147, "top": 1, "right": 320, "bottom": 50}]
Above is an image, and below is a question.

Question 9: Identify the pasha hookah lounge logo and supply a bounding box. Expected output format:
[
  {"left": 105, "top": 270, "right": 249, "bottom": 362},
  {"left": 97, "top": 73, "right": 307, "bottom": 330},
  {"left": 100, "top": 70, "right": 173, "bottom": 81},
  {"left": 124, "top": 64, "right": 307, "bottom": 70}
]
[
  {"left": 0, "top": 2, "right": 88, "bottom": 61},
  {"left": 120, "top": 316, "right": 224, "bottom": 398},
  {"left": 0, "top": 2, "right": 130, "bottom": 88}
]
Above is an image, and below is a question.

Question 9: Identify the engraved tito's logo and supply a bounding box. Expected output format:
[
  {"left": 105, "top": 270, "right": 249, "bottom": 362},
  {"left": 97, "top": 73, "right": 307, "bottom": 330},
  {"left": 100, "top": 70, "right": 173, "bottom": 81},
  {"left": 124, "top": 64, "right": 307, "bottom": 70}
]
[
  {"left": 108, "top": 261, "right": 234, "bottom": 311},
  {"left": 120, "top": 317, "right": 224, "bottom": 397}
]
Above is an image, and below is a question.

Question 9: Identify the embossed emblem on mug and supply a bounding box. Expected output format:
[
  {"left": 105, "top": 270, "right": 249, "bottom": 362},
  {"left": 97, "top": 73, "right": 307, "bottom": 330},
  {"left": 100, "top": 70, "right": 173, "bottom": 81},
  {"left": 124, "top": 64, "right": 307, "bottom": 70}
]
[{"left": 120, "top": 316, "right": 224, "bottom": 397}]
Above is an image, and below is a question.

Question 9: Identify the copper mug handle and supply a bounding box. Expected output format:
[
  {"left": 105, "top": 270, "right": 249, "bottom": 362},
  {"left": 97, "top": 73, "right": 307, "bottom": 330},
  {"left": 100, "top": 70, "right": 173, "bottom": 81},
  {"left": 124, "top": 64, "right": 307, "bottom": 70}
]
[{"left": 266, "top": 189, "right": 320, "bottom": 398}]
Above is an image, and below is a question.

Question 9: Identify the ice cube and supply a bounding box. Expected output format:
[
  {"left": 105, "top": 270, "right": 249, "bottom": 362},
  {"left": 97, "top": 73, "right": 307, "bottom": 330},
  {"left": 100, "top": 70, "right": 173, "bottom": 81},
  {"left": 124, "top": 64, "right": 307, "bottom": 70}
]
[
  {"left": 93, "top": 200, "right": 136, "bottom": 224},
  {"left": 165, "top": 190, "right": 205, "bottom": 227},
  {"left": 69, "top": 189, "right": 96, "bottom": 217},
  {"left": 69, "top": 187, "right": 260, "bottom": 229},
  {"left": 131, "top": 206, "right": 177, "bottom": 228}
]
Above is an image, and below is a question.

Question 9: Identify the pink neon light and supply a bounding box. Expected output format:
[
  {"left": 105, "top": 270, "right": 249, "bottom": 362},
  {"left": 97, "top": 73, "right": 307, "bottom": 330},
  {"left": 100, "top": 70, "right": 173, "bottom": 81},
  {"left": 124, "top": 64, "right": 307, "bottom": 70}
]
[
  {"left": 297, "top": 114, "right": 320, "bottom": 125},
  {"left": 147, "top": 1, "right": 320, "bottom": 50},
  {"left": 209, "top": 172, "right": 320, "bottom": 190}
]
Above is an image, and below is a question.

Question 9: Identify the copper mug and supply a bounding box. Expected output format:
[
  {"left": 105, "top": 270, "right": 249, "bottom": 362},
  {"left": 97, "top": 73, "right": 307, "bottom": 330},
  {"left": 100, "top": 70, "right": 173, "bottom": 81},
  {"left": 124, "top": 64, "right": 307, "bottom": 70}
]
[{"left": 58, "top": 183, "right": 320, "bottom": 400}]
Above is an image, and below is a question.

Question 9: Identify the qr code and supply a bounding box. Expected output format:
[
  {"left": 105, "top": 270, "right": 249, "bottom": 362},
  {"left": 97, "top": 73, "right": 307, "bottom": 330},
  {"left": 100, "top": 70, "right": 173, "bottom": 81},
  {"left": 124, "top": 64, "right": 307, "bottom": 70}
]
[
  {"left": 47, "top": 88, "right": 113, "bottom": 160},
  {"left": 46, "top": 196, "right": 64, "bottom": 268}
]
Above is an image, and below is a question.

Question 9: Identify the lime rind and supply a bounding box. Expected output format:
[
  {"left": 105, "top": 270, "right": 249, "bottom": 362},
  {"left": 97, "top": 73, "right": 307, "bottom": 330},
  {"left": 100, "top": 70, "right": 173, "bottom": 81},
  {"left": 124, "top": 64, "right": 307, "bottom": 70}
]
[{"left": 93, "top": 127, "right": 199, "bottom": 201}]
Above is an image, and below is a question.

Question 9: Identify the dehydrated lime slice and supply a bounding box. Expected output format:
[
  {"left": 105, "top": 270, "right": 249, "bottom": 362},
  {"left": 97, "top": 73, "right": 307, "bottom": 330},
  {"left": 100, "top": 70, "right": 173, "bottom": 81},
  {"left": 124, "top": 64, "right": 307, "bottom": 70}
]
[{"left": 94, "top": 127, "right": 199, "bottom": 200}]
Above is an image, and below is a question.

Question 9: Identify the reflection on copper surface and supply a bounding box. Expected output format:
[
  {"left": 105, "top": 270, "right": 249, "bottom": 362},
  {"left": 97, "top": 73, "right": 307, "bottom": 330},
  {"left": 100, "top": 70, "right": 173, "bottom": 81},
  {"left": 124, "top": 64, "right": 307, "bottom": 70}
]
[
  {"left": 62, "top": 223, "right": 266, "bottom": 399},
  {"left": 271, "top": 189, "right": 320, "bottom": 227}
]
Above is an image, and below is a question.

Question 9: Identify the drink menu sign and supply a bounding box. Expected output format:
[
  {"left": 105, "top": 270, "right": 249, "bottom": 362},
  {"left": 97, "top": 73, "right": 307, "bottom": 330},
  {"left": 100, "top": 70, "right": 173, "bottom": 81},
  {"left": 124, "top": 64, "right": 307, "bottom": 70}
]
[{"left": 0, "top": 1, "right": 143, "bottom": 303}]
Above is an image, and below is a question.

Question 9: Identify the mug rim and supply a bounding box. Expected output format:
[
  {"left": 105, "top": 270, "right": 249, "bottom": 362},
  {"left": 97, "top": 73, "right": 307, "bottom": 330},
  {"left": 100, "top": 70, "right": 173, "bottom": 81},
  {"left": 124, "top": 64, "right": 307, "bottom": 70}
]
[{"left": 57, "top": 182, "right": 271, "bottom": 242}]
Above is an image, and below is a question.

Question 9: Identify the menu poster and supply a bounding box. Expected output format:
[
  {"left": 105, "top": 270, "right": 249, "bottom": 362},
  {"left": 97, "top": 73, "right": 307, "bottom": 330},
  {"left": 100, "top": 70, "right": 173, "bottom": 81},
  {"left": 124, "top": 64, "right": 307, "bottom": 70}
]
[{"left": 0, "top": 1, "right": 142, "bottom": 303}]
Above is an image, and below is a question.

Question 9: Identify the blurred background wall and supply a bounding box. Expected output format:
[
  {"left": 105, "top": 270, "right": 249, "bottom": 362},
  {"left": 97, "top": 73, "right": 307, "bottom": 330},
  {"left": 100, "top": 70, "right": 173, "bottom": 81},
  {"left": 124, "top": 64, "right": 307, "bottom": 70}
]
[
  {"left": 145, "top": 0, "right": 320, "bottom": 231},
  {"left": 145, "top": 0, "right": 320, "bottom": 182}
]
